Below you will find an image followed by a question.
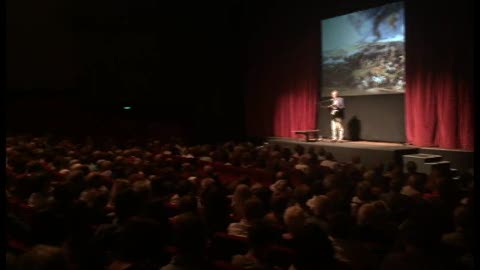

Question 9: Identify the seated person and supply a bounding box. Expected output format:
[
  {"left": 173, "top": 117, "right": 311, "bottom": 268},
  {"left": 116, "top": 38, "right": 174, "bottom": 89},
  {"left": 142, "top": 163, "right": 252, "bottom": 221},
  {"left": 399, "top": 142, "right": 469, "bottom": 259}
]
[
  {"left": 282, "top": 205, "right": 306, "bottom": 241},
  {"left": 232, "top": 221, "right": 278, "bottom": 270},
  {"left": 228, "top": 197, "right": 266, "bottom": 238},
  {"left": 289, "top": 223, "right": 335, "bottom": 270}
]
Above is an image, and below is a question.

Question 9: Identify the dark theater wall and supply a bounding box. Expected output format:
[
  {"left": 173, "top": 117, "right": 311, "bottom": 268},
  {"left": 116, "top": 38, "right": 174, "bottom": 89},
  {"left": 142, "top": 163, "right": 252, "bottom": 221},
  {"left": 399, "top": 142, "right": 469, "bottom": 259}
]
[
  {"left": 6, "top": 0, "right": 248, "bottom": 142},
  {"left": 6, "top": 0, "right": 80, "bottom": 91}
]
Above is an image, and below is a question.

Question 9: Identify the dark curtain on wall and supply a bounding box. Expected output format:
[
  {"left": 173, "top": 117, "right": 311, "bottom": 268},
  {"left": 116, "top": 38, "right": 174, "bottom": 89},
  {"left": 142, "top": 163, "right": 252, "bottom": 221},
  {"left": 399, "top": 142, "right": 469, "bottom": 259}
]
[
  {"left": 405, "top": 1, "right": 473, "bottom": 150},
  {"left": 245, "top": 30, "right": 319, "bottom": 138}
]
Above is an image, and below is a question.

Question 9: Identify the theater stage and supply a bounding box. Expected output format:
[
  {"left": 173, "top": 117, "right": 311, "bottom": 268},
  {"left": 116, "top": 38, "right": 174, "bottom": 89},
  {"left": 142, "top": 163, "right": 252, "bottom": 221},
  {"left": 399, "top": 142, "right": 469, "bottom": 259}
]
[{"left": 267, "top": 137, "right": 473, "bottom": 172}]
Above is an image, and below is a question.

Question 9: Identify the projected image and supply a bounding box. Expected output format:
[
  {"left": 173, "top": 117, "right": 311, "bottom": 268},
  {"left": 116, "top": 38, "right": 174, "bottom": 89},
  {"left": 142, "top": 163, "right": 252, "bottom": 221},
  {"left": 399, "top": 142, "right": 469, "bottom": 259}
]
[{"left": 322, "top": 2, "right": 405, "bottom": 96}]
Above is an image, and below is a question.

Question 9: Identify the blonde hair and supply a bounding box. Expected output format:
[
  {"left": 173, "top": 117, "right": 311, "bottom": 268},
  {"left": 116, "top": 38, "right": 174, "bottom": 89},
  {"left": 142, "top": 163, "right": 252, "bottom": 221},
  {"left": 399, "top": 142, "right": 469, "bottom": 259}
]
[
  {"left": 284, "top": 204, "right": 306, "bottom": 233},
  {"left": 307, "top": 195, "right": 330, "bottom": 216}
]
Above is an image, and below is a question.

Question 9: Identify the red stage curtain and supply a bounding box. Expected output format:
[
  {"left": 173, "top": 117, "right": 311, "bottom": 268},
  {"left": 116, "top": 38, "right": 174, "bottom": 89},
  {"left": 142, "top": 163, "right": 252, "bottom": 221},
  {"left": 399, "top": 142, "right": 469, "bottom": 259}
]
[
  {"left": 245, "top": 31, "right": 319, "bottom": 138},
  {"left": 405, "top": 1, "right": 473, "bottom": 150}
]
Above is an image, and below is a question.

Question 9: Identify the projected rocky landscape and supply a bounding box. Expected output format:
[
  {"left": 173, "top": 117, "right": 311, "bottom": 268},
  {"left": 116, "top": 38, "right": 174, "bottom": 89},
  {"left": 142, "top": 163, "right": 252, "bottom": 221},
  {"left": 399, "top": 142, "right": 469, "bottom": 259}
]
[
  {"left": 322, "top": 1, "right": 405, "bottom": 96},
  {"left": 323, "top": 41, "right": 405, "bottom": 95}
]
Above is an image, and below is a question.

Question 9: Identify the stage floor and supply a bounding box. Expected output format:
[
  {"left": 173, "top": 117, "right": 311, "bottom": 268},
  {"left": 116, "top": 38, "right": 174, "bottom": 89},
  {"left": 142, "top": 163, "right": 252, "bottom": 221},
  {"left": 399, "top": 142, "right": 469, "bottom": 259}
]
[
  {"left": 267, "top": 137, "right": 473, "bottom": 172},
  {"left": 268, "top": 137, "right": 416, "bottom": 150}
]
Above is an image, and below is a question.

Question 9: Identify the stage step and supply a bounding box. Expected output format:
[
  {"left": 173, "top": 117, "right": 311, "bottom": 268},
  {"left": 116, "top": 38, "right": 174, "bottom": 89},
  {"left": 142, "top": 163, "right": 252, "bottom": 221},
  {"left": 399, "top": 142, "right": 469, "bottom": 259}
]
[
  {"left": 424, "top": 160, "right": 451, "bottom": 173},
  {"left": 403, "top": 153, "right": 443, "bottom": 163},
  {"left": 402, "top": 153, "right": 449, "bottom": 174}
]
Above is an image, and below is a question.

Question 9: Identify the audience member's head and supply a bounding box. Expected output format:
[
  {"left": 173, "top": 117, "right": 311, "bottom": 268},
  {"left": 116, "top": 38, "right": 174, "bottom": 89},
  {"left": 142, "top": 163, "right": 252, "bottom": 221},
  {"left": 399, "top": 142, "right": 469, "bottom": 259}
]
[
  {"left": 178, "top": 195, "right": 198, "bottom": 214},
  {"left": 308, "top": 179, "right": 322, "bottom": 195},
  {"left": 66, "top": 170, "right": 85, "bottom": 184},
  {"left": 275, "top": 171, "right": 287, "bottom": 180},
  {"left": 269, "top": 195, "right": 288, "bottom": 223},
  {"left": 405, "top": 161, "right": 417, "bottom": 174},
  {"left": 114, "top": 189, "right": 142, "bottom": 223},
  {"left": 85, "top": 172, "right": 105, "bottom": 189},
  {"left": 232, "top": 184, "right": 252, "bottom": 219},
  {"left": 175, "top": 179, "right": 196, "bottom": 197},
  {"left": 172, "top": 213, "right": 207, "bottom": 256},
  {"left": 363, "top": 168, "right": 377, "bottom": 182},
  {"left": 325, "top": 152, "right": 335, "bottom": 161},
  {"left": 293, "top": 185, "right": 311, "bottom": 209},
  {"left": 293, "top": 223, "right": 335, "bottom": 270},
  {"left": 306, "top": 195, "right": 330, "bottom": 218},
  {"left": 317, "top": 147, "right": 327, "bottom": 157},
  {"left": 407, "top": 173, "right": 426, "bottom": 193},
  {"left": 132, "top": 178, "right": 151, "bottom": 197},
  {"left": 113, "top": 217, "right": 166, "bottom": 263},
  {"left": 243, "top": 197, "right": 266, "bottom": 223},
  {"left": 98, "top": 160, "right": 112, "bottom": 171},
  {"left": 251, "top": 185, "right": 272, "bottom": 209},
  {"left": 203, "top": 165, "right": 214, "bottom": 175},
  {"left": 390, "top": 176, "right": 405, "bottom": 193},
  {"left": 399, "top": 221, "right": 438, "bottom": 251},
  {"left": 322, "top": 173, "right": 337, "bottom": 191},
  {"left": 247, "top": 220, "right": 277, "bottom": 252},
  {"left": 357, "top": 200, "right": 389, "bottom": 226},
  {"left": 294, "top": 145, "right": 305, "bottom": 156},
  {"left": 233, "top": 184, "right": 252, "bottom": 203},
  {"left": 52, "top": 182, "right": 75, "bottom": 205},
  {"left": 200, "top": 177, "right": 215, "bottom": 193},
  {"left": 284, "top": 205, "right": 306, "bottom": 236},
  {"left": 58, "top": 169, "right": 70, "bottom": 176},
  {"left": 16, "top": 245, "right": 69, "bottom": 270},
  {"left": 270, "top": 179, "right": 292, "bottom": 200},
  {"left": 6, "top": 252, "right": 16, "bottom": 270},
  {"left": 355, "top": 181, "right": 373, "bottom": 201},
  {"left": 452, "top": 205, "right": 469, "bottom": 230},
  {"left": 298, "top": 154, "right": 310, "bottom": 165},
  {"left": 327, "top": 212, "right": 354, "bottom": 239},
  {"left": 351, "top": 155, "right": 361, "bottom": 164},
  {"left": 29, "top": 172, "right": 51, "bottom": 194}
]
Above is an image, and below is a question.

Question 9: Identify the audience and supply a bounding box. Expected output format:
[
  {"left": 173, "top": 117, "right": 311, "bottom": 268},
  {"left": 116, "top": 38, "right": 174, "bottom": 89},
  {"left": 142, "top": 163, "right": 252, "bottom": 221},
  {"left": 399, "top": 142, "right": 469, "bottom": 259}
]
[{"left": 5, "top": 135, "right": 474, "bottom": 270}]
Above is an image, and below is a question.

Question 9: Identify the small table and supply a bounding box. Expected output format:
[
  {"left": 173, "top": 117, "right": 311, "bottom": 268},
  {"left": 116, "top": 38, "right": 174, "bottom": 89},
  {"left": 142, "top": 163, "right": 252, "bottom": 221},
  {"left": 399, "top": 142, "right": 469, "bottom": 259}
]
[{"left": 293, "top": 130, "right": 321, "bottom": 142}]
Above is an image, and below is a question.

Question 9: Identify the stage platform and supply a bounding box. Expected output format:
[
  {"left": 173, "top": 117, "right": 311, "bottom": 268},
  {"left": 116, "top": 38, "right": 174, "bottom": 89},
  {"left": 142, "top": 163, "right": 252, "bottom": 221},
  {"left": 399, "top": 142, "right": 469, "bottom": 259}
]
[{"left": 267, "top": 137, "right": 473, "bottom": 172}]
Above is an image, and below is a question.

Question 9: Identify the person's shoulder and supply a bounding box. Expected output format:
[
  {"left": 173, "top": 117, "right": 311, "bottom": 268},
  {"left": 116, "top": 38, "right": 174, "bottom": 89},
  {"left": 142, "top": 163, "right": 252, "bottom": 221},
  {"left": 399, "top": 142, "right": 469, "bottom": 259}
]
[
  {"left": 160, "top": 264, "right": 182, "bottom": 270},
  {"left": 232, "top": 254, "right": 255, "bottom": 267}
]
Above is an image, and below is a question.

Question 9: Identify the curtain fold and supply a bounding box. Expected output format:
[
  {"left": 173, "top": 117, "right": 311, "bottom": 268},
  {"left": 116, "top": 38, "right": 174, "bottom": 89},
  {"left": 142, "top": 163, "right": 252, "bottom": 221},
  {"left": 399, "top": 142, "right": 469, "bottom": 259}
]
[
  {"left": 246, "top": 31, "right": 319, "bottom": 138},
  {"left": 404, "top": 0, "right": 473, "bottom": 150}
]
